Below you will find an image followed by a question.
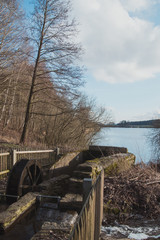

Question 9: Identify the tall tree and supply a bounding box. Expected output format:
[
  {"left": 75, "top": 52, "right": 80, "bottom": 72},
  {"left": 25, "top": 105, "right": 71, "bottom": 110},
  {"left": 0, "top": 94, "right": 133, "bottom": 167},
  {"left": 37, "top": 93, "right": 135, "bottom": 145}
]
[
  {"left": 0, "top": 0, "right": 24, "bottom": 71},
  {"left": 0, "top": 0, "right": 26, "bottom": 127},
  {"left": 20, "top": 0, "right": 83, "bottom": 143}
]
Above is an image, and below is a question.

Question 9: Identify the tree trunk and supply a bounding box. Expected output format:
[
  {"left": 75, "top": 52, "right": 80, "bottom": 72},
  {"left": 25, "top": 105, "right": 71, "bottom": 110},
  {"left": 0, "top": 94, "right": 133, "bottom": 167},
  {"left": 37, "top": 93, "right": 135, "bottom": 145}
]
[{"left": 20, "top": 3, "right": 47, "bottom": 144}]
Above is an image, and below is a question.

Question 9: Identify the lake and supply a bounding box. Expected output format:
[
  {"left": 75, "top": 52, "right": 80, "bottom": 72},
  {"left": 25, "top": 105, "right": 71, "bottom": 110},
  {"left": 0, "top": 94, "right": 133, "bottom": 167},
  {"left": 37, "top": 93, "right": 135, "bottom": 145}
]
[{"left": 94, "top": 127, "right": 156, "bottom": 163}]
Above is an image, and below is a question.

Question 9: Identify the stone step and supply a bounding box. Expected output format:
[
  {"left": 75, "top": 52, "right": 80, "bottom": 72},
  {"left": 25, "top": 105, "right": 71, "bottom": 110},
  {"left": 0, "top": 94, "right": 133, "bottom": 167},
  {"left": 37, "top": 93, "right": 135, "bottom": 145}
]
[
  {"left": 72, "top": 170, "right": 92, "bottom": 179},
  {"left": 76, "top": 163, "right": 93, "bottom": 172},
  {"left": 59, "top": 193, "right": 83, "bottom": 212},
  {"left": 68, "top": 178, "right": 83, "bottom": 194}
]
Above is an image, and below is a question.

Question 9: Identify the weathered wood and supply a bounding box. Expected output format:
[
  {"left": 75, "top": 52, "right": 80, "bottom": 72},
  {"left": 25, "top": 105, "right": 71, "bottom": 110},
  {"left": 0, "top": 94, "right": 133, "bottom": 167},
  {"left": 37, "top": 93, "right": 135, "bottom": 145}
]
[
  {"left": 0, "top": 153, "right": 10, "bottom": 157},
  {"left": 0, "top": 170, "right": 9, "bottom": 176}
]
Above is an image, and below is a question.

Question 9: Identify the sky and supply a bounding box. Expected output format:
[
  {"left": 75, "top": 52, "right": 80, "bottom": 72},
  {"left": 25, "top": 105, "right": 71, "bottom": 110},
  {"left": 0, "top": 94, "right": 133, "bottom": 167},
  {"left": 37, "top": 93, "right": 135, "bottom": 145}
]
[{"left": 22, "top": 0, "right": 160, "bottom": 123}]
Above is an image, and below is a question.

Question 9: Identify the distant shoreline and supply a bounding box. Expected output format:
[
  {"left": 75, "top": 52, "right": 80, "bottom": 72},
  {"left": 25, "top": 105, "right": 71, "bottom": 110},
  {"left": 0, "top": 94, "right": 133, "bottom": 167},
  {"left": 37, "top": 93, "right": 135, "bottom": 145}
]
[
  {"left": 102, "top": 125, "right": 154, "bottom": 128},
  {"left": 100, "top": 119, "right": 160, "bottom": 128}
]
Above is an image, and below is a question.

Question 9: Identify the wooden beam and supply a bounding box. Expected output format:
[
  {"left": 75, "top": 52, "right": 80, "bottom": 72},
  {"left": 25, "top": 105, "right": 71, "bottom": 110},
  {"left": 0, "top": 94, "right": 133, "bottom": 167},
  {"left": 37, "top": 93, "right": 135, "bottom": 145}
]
[{"left": 0, "top": 170, "right": 9, "bottom": 176}]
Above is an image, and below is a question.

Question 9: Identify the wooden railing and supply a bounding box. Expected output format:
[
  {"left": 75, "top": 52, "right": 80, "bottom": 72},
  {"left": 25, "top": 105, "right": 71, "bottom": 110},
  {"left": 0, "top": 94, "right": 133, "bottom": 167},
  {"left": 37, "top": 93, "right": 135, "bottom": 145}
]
[
  {"left": 0, "top": 152, "right": 11, "bottom": 177},
  {"left": 0, "top": 149, "right": 58, "bottom": 178},
  {"left": 69, "top": 170, "right": 104, "bottom": 240},
  {"left": 12, "top": 149, "right": 56, "bottom": 166}
]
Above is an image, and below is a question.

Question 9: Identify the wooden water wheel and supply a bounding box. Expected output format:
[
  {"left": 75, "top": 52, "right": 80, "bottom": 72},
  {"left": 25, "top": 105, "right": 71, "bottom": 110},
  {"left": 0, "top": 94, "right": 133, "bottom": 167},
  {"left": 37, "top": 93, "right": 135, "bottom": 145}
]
[{"left": 6, "top": 159, "right": 43, "bottom": 203}]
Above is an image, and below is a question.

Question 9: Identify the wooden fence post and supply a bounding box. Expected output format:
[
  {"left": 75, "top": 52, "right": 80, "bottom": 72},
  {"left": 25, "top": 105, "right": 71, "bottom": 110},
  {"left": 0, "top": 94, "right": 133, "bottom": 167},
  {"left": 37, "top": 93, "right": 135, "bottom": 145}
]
[
  {"left": 100, "top": 170, "right": 104, "bottom": 224},
  {"left": 83, "top": 178, "right": 92, "bottom": 203},
  {"left": 12, "top": 150, "right": 17, "bottom": 165}
]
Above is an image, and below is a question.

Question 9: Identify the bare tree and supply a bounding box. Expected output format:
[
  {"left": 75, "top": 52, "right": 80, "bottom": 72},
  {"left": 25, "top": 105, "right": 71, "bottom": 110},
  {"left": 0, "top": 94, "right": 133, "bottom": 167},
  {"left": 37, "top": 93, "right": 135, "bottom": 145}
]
[
  {"left": 0, "top": 0, "right": 24, "bottom": 71},
  {"left": 20, "top": 0, "right": 84, "bottom": 143},
  {"left": 149, "top": 120, "right": 160, "bottom": 160},
  {"left": 0, "top": 0, "right": 27, "bottom": 129}
]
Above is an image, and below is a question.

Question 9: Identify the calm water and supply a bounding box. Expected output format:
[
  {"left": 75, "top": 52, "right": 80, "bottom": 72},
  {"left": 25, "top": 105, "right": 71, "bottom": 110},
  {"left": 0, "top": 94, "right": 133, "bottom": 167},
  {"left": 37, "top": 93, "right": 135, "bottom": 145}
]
[{"left": 94, "top": 127, "right": 155, "bottom": 163}]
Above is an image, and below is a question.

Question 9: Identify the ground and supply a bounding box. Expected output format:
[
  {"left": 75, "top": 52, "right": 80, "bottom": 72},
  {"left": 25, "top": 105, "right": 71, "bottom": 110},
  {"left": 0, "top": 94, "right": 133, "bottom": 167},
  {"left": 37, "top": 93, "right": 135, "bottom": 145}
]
[{"left": 101, "top": 163, "right": 160, "bottom": 239}]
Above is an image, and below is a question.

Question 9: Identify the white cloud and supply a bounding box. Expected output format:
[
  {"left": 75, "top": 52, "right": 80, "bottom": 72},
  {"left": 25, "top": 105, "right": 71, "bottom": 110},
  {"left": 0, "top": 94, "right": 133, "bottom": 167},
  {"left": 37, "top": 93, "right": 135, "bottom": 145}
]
[
  {"left": 120, "top": 0, "right": 152, "bottom": 12},
  {"left": 73, "top": 0, "right": 160, "bottom": 83},
  {"left": 130, "top": 108, "right": 160, "bottom": 121}
]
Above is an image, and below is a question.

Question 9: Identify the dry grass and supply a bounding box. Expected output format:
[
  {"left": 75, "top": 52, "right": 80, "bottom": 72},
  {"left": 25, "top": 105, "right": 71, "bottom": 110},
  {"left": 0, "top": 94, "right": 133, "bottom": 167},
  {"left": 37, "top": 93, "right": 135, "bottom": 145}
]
[{"left": 103, "top": 163, "right": 160, "bottom": 223}]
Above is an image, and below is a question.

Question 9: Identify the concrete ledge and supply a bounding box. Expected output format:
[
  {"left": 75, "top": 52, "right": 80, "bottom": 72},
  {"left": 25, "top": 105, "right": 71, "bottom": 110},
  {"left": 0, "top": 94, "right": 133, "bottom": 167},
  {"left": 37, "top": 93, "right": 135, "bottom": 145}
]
[
  {"left": 49, "top": 152, "right": 83, "bottom": 177},
  {"left": 89, "top": 145, "right": 128, "bottom": 154},
  {"left": 82, "top": 145, "right": 128, "bottom": 161},
  {"left": 87, "top": 153, "right": 135, "bottom": 176},
  {"left": 0, "top": 192, "right": 38, "bottom": 233}
]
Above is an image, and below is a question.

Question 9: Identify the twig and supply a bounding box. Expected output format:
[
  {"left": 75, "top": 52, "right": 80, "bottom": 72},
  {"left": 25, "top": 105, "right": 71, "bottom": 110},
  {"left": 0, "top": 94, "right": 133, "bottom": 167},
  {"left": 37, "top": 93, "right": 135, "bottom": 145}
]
[{"left": 146, "top": 180, "right": 160, "bottom": 185}]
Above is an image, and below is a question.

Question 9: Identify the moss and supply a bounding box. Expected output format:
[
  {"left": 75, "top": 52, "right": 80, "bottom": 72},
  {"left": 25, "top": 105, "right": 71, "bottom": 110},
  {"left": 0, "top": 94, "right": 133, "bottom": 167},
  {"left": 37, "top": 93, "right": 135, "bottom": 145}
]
[
  {"left": 104, "top": 162, "right": 119, "bottom": 176},
  {"left": 104, "top": 202, "right": 120, "bottom": 215},
  {"left": 112, "top": 208, "right": 120, "bottom": 215},
  {"left": 87, "top": 158, "right": 101, "bottom": 163},
  {"left": 104, "top": 202, "right": 112, "bottom": 214},
  {"left": 91, "top": 167, "right": 101, "bottom": 180}
]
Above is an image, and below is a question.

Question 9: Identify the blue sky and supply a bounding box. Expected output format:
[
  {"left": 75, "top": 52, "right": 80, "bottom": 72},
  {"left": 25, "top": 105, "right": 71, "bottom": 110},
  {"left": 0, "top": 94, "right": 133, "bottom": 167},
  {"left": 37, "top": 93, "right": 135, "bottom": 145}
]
[{"left": 22, "top": 0, "right": 160, "bottom": 123}]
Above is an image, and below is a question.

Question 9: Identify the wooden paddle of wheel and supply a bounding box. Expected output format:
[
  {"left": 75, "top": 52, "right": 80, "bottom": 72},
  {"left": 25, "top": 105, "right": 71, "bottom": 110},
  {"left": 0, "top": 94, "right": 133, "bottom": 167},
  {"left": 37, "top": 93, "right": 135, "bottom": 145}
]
[{"left": 6, "top": 159, "right": 43, "bottom": 203}]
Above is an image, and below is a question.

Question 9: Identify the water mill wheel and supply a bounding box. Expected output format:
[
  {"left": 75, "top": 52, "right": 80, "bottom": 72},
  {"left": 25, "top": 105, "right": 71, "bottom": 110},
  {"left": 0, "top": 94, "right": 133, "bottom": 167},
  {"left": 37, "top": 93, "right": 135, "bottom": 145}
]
[{"left": 6, "top": 159, "right": 43, "bottom": 203}]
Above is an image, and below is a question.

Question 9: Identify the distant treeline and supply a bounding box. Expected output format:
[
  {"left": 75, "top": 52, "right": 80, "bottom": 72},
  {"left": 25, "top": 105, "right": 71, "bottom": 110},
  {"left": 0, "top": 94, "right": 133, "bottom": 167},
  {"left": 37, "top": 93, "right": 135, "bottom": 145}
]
[{"left": 101, "top": 119, "right": 160, "bottom": 128}]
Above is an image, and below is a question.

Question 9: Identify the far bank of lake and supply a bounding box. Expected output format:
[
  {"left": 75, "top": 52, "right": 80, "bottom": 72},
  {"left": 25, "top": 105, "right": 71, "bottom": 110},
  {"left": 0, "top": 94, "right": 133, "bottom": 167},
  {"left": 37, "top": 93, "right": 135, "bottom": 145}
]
[{"left": 94, "top": 127, "right": 156, "bottom": 163}]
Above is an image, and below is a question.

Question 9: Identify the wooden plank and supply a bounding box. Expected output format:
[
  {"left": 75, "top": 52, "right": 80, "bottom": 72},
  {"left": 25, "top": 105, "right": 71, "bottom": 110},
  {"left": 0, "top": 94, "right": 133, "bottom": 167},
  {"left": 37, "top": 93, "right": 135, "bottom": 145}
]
[
  {"left": 0, "top": 170, "right": 9, "bottom": 176},
  {"left": 0, "top": 153, "right": 10, "bottom": 157},
  {"left": 16, "top": 150, "right": 54, "bottom": 154}
]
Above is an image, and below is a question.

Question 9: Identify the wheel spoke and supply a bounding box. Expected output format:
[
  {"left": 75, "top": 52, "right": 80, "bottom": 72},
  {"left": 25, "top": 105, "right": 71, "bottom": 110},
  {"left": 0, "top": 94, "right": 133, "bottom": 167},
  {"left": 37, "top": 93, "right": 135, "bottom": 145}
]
[
  {"left": 6, "top": 159, "right": 43, "bottom": 203},
  {"left": 35, "top": 171, "right": 41, "bottom": 184},
  {"left": 20, "top": 184, "right": 31, "bottom": 189},
  {"left": 27, "top": 166, "right": 34, "bottom": 184},
  {"left": 20, "top": 184, "right": 32, "bottom": 194},
  {"left": 34, "top": 163, "right": 37, "bottom": 183}
]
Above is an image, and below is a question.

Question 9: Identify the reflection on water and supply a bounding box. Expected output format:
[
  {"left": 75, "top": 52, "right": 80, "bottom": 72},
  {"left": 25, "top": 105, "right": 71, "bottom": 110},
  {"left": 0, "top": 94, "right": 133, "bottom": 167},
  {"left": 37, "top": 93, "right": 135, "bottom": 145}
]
[{"left": 94, "top": 128, "right": 155, "bottom": 163}]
